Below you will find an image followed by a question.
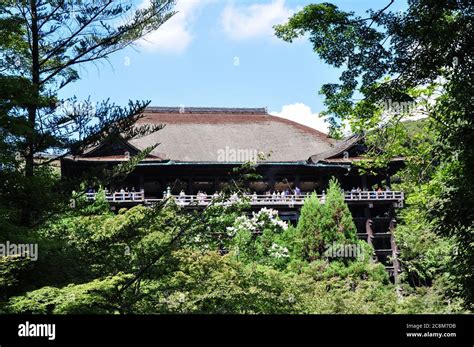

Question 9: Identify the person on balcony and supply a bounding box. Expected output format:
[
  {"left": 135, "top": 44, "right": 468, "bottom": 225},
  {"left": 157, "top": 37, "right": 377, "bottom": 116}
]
[
  {"left": 197, "top": 191, "right": 202, "bottom": 204},
  {"left": 295, "top": 186, "right": 301, "bottom": 196},
  {"left": 125, "top": 187, "right": 130, "bottom": 200},
  {"left": 178, "top": 190, "right": 186, "bottom": 204}
]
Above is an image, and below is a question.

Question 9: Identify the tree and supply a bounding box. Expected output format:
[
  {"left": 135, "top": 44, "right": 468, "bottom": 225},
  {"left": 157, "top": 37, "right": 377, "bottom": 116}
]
[
  {"left": 295, "top": 192, "right": 323, "bottom": 261},
  {"left": 295, "top": 179, "right": 358, "bottom": 262},
  {"left": 0, "top": 0, "right": 175, "bottom": 225},
  {"left": 275, "top": 0, "right": 473, "bottom": 308},
  {"left": 322, "top": 178, "right": 358, "bottom": 243}
]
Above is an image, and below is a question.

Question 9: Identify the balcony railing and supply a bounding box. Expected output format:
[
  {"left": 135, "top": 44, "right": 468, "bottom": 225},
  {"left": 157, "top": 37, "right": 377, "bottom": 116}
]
[
  {"left": 86, "top": 190, "right": 145, "bottom": 202},
  {"left": 85, "top": 190, "right": 404, "bottom": 207},
  {"left": 344, "top": 191, "right": 404, "bottom": 201}
]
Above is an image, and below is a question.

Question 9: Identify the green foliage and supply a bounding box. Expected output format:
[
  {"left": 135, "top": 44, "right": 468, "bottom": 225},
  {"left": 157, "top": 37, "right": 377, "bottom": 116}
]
[
  {"left": 396, "top": 280, "right": 467, "bottom": 314},
  {"left": 8, "top": 274, "right": 133, "bottom": 314},
  {"left": 0, "top": 0, "right": 175, "bottom": 227},
  {"left": 295, "top": 179, "right": 358, "bottom": 261},
  {"left": 142, "top": 249, "right": 398, "bottom": 314},
  {"left": 395, "top": 190, "right": 455, "bottom": 288},
  {"left": 132, "top": 250, "right": 303, "bottom": 314},
  {"left": 0, "top": 256, "right": 34, "bottom": 302},
  {"left": 274, "top": 1, "right": 472, "bottom": 133},
  {"left": 73, "top": 187, "right": 111, "bottom": 216},
  {"left": 295, "top": 192, "right": 323, "bottom": 260},
  {"left": 323, "top": 179, "right": 358, "bottom": 242},
  {"left": 3, "top": 190, "right": 466, "bottom": 314},
  {"left": 275, "top": 0, "right": 473, "bottom": 308}
]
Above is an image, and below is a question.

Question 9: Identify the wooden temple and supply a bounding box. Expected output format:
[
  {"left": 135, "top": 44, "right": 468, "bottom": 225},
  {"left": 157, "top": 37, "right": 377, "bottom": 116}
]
[{"left": 61, "top": 107, "right": 405, "bottom": 279}]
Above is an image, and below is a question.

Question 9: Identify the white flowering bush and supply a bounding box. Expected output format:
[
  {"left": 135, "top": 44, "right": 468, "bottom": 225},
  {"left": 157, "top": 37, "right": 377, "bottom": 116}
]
[
  {"left": 227, "top": 208, "right": 288, "bottom": 236},
  {"left": 228, "top": 208, "right": 291, "bottom": 269},
  {"left": 269, "top": 243, "right": 290, "bottom": 259}
]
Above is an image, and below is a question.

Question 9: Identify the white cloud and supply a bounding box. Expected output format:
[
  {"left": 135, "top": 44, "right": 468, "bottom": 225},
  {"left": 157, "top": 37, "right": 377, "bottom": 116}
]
[
  {"left": 270, "top": 103, "right": 330, "bottom": 134},
  {"left": 138, "top": 0, "right": 208, "bottom": 53},
  {"left": 220, "top": 0, "right": 294, "bottom": 41}
]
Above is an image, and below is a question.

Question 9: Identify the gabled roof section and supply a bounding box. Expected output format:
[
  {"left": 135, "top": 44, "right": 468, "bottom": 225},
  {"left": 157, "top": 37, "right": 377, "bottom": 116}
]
[
  {"left": 308, "top": 134, "right": 365, "bottom": 164},
  {"left": 83, "top": 136, "right": 141, "bottom": 157},
  {"left": 309, "top": 134, "right": 406, "bottom": 165}
]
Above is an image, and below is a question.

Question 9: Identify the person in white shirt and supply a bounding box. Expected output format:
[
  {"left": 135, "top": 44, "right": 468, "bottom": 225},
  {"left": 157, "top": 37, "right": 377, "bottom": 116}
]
[{"left": 252, "top": 192, "right": 257, "bottom": 202}]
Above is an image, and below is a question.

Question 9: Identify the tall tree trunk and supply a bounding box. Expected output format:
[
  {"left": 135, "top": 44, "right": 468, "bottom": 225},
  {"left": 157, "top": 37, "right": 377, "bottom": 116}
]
[
  {"left": 26, "top": 0, "right": 40, "bottom": 178},
  {"left": 21, "top": 0, "right": 40, "bottom": 225}
]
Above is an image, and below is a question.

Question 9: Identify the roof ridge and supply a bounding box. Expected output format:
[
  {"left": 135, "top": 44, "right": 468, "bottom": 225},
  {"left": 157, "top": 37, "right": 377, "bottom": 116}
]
[{"left": 145, "top": 106, "right": 267, "bottom": 114}]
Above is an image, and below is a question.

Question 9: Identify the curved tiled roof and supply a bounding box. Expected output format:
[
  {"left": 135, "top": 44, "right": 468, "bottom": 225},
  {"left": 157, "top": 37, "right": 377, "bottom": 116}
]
[{"left": 128, "top": 107, "right": 337, "bottom": 162}]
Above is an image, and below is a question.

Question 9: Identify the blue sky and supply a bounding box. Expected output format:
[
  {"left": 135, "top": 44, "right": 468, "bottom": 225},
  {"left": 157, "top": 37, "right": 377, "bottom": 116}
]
[{"left": 60, "top": 0, "right": 407, "bottom": 132}]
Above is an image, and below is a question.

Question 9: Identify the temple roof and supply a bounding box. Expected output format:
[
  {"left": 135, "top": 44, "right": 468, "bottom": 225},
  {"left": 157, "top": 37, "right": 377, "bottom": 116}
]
[
  {"left": 68, "top": 107, "right": 398, "bottom": 165},
  {"left": 122, "top": 107, "right": 337, "bottom": 163}
]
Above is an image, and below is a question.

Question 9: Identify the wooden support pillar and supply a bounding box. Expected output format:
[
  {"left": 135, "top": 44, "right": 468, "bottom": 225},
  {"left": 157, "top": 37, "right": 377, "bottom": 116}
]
[
  {"left": 294, "top": 175, "right": 301, "bottom": 190},
  {"left": 187, "top": 176, "right": 194, "bottom": 195},
  {"left": 157, "top": 178, "right": 163, "bottom": 197},
  {"left": 361, "top": 174, "right": 368, "bottom": 190},
  {"left": 138, "top": 173, "right": 144, "bottom": 191},
  {"left": 268, "top": 176, "right": 275, "bottom": 192},
  {"left": 365, "top": 219, "right": 374, "bottom": 247},
  {"left": 364, "top": 205, "right": 375, "bottom": 263},
  {"left": 389, "top": 207, "right": 401, "bottom": 283}
]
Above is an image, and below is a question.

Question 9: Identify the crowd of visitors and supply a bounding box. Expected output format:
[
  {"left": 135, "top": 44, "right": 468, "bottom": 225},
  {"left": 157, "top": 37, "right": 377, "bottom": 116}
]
[
  {"left": 86, "top": 185, "right": 396, "bottom": 202},
  {"left": 173, "top": 187, "right": 306, "bottom": 205},
  {"left": 348, "top": 186, "right": 392, "bottom": 199}
]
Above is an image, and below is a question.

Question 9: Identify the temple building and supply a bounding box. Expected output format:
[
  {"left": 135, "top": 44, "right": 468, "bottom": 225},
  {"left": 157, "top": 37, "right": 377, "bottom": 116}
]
[
  {"left": 62, "top": 107, "right": 403, "bottom": 195},
  {"left": 61, "top": 107, "right": 405, "bottom": 279}
]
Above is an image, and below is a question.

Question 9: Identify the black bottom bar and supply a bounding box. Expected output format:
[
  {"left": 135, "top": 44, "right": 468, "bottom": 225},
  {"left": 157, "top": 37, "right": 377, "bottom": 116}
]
[{"left": 0, "top": 314, "right": 472, "bottom": 346}]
